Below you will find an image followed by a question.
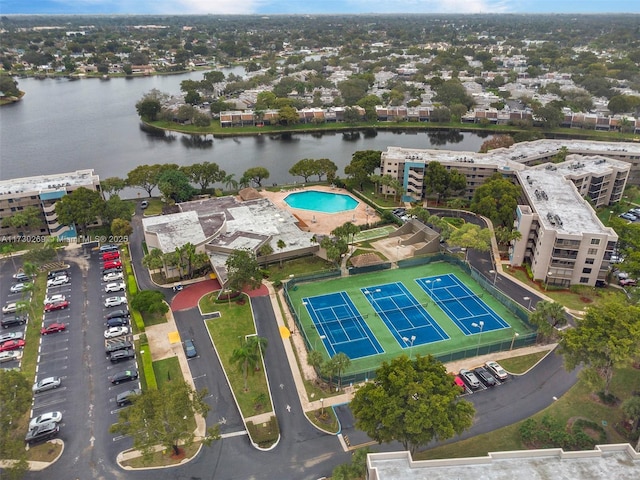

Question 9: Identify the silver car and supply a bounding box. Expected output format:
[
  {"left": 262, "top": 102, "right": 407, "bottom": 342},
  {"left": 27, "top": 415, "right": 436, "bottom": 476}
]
[{"left": 33, "top": 376, "right": 61, "bottom": 393}]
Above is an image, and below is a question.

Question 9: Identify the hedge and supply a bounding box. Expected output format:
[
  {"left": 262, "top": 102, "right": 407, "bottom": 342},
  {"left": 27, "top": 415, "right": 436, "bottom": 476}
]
[
  {"left": 131, "top": 309, "right": 145, "bottom": 333},
  {"left": 127, "top": 273, "right": 138, "bottom": 296},
  {"left": 138, "top": 341, "right": 157, "bottom": 390}
]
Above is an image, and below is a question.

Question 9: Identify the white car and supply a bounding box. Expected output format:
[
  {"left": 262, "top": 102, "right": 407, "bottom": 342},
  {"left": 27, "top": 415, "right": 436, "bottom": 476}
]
[
  {"left": 0, "top": 350, "right": 22, "bottom": 363},
  {"left": 485, "top": 360, "right": 509, "bottom": 381},
  {"left": 104, "top": 326, "right": 129, "bottom": 339},
  {"left": 0, "top": 331, "right": 23, "bottom": 343},
  {"left": 44, "top": 294, "right": 66, "bottom": 305},
  {"left": 105, "top": 282, "right": 126, "bottom": 293},
  {"left": 47, "top": 276, "right": 69, "bottom": 287},
  {"left": 2, "top": 303, "right": 17, "bottom": 315},
  {"left": 29, "top": 411, "right": 62, "bottom": 429},
  {"left": 10, "top": 283, "right": 31, "bottom": 293},
  {"left": 104, "top": 296, "right": 127, "bottom": 308},
  {"left": 103, "top": 271, "right": 124, "bottom": 282}
]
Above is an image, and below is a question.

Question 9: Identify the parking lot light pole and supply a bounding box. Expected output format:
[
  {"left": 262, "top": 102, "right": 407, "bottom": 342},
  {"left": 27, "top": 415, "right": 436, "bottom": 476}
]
[
  {"left": 314, "top": 334, "right": 326, "bottom": 351},
  {"left": 489, "top": 269, "right": 498, "bottom": 286},
  {"left": 523, "top": 296, "right": 532, "bottom": 310},
  {"left": 402, "top": 335, "right": 416, "bottom": 360},
  {"left": 471, "top": 321, "right": 484, "bottom": 356},
  {"left": 510, "top": 332, "right": 520, "bottom": 351}
]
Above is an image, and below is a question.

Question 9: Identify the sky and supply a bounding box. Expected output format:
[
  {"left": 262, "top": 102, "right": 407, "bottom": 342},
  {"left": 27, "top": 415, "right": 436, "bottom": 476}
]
[{"left": 1, "top": 1, "right": 639, "bottom": 15}]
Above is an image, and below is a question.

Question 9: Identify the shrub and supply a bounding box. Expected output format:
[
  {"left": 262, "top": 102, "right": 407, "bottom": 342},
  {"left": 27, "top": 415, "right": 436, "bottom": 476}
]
[
  {"left": 127, "top": 273, "right": 138, "bottom": 296},
  {"left": 131, "top": 309, "right": 145, "bottom": 332},
  {"left": 246, "top": 416, "right": 279, "bottom": 448},
  {"left": 139, "top": 342, "right": 157, "bottom": 390}
]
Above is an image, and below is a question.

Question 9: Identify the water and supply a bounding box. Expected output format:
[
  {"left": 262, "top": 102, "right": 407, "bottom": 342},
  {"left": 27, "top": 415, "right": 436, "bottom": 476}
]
[
  {"left": 0, "top": 74, "right": 487, "bottom": 196},
  {"left": 283, "top": 190, "right": 359, "bottom": 213}
]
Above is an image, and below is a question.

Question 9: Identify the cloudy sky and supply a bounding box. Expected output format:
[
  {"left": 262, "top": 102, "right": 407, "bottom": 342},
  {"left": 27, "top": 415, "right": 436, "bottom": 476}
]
[{"left": 2, "top": 1, "right": 639, "bottom": 15}]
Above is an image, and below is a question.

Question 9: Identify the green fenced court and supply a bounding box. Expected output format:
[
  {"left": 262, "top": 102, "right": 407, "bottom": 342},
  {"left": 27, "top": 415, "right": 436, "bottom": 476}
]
[{"left": 286, "top": 260, "right": 535, "bottom": 380}]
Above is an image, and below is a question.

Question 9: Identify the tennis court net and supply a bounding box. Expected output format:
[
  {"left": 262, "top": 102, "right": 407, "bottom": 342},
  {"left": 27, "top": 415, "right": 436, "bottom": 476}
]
[{"left": 432, "top": 293, "right": 481, "bottom": 304}]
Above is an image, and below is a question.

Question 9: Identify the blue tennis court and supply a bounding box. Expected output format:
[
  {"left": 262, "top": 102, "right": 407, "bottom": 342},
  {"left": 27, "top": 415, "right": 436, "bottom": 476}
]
[
  {"left": 361, "top": 282, "right": 449, "bottom": 348},
  {"left": 416, "top": 273, "right": 510, "bottom": 335},
  {"left": 303, "top": 292, "right": 384, "bottom": 360}
]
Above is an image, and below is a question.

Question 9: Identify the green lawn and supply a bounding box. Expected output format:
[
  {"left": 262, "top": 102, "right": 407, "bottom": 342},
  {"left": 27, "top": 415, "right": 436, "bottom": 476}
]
[
  {"left": 202, "top": 294, "right": 273, "bottom": 417},
  {"left": 153, "top": 357, "right": 183, "bottom": 389},
  {"left": 498, "top": 351, "right": 549, "bottom": 374},
  {"left": 290, "top": 262, "right": 532, "bottom": 375},
  {"left": 264, "top": 256, "right": 336, "bottom": 285},
  {"left": 415, "top": 365, "right": 640, "bottom": 460}
]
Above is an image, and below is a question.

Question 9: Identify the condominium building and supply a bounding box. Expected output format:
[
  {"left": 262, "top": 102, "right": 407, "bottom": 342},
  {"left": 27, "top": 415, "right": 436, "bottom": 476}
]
[
  {"left": 379, "top": 140, "right": 633, "bottom": 287},
  {"left": 0, "top": 169, "right": 101, "bottom": 240}
]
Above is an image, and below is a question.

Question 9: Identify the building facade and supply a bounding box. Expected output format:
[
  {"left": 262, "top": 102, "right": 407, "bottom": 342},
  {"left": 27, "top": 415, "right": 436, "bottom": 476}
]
[{"left": 0, "top": 169, "right": 101, "bottom": 241}]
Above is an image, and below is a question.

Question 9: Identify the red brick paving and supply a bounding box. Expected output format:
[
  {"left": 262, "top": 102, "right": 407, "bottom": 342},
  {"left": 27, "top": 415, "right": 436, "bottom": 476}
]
[{"left": 170, "top": 278, "right": 268, "bottom": 311}]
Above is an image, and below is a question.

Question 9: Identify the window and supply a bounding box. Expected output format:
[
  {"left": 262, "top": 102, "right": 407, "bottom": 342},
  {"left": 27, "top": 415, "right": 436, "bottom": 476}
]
[
  {"left": 590, "top": 238, "right": 600, "bottom": 245},
  {"left": 585, "top": 258, "right": 595, "bottom": 265},
  {"left": 580, "top": 277, "right": 590, "bottom": 283},
  {"left": 588, "top": 248, "right": 598, "bottom": 255},
  {"left": 582, "top": 268, "right": 592, "bottom": 274}
]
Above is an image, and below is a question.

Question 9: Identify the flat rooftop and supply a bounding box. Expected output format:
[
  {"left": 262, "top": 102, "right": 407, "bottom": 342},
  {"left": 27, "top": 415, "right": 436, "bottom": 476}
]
[
  {"left": 142, "top": 211, "right": 207, "bottom": 252},
  {"left": 0, "top": 169, "right": 99, "bottom": 196},
  {"left": 367, "top": 444, "right": 640, "bottom": 480}
]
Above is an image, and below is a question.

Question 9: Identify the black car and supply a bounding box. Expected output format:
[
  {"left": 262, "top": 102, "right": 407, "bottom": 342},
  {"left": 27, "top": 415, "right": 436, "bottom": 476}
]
[
  {"left": 1, "top": 315, "right": 27, "bottom": 329},
  {"left": 25, "top": 421, "right": 59, "bottom": 444},
  {"left": 109, "top": 369, "right": 138, "bottom": 384},
  {"left": 106, "top": 309, "right": 130, "bottom": 320},
  {"left": 109, "top": 348, "right": 135, "bottom": 363},
  {"left": 116, "top": 388, "right": 141, "bottom": 406},
  {"left": 474, "top": 366, "right": 497, "bottom": 387},
  {"left": 101, "top": 266, "right": 123, "bottom": 275},
  {"left": 184, "top": 339, "right": 197, "bottom": 358},
  {"left": 105, "top": 339, "right": 132, "bottom": 355},
  {"left": 106, "top": 317, "right": 129, "bottom": 328}
]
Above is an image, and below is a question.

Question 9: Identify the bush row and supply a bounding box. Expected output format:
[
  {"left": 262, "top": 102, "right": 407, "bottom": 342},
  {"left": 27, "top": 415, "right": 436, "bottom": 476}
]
[{"left": 138, "top": 341, "right": 157, "bottom": 390}]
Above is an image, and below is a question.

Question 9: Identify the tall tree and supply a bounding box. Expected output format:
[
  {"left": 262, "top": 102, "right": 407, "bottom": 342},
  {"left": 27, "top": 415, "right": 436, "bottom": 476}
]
[
  {"left": 315, "top": 158, "right": 338, "bottom": 183},
  {"left": 329, "top": 352, "right": 351, "bottom": 391},
  {"left": 110, "top": 380, "right": 219, "bottom": 457},
  {"left": 529, "top": 301, "right": 567, "bottom": 340},
  {"left": 470, "top": 173, "right": 522, "bottom": 228},
  {"left": 559, "top": 299, "right": 640, "bottom": 396},
  {"left": 100, "top": 177, "right": 127, "bottom": 199},
  {"left": 231, "top": 340, "right": 261, "bottom": 391},
  {"left": 344, "top": 150, "right": 381, "bottom": 190},
  {"left": 289, "top": 158, "right": 317, "bottom": 183},
  {"left": 127, "top": 164, "right": 165, "bottom": 198},
  {"left": 1, "top": 205, "right": 43, "bottom": 232},
  {"left": 183, "top": 162, "right": 225, "bottom": 193},
  {"left": 447, "top": 223, "right": 492, "bottom": 261},
  {"left": 225, "top": 249, "right": 262, "bottom": 294},
  {"left": 242, "top": 167, "right": 270, "bottom": 188},
  {"left": 158, "top": 168, "right": 196, "bottom": 204},
  {"left": 0, "top": 370, "right": 31, "bottom": 478},
  {"left": 55, "top": 187, "right": 104, "bottom": 237},
  {"left": 102, "top": 195, "right": 134, "bottom": 225},
  {"left": 350, "top": 355, "right": 475, "bottom": 455}
]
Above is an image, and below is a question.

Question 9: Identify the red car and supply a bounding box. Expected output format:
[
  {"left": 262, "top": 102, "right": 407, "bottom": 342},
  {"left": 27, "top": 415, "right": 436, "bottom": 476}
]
[
  {"left": 453, "top": 375, "right": 466, "bottom": 392},
  {"left": 103, "top": 260, "right": 122, "bottom": 270},
  {"left": 41, "top": 323, "right": 67, "bottom": 335},
  {"left": 102, "top": 251, "right": 120, "bottom": 261},
  {"left": 44, "top": 301, "right": 69, "bottom": 312},
  {"left": 0, "top": 339, "right": 25, "bottom": 352}
]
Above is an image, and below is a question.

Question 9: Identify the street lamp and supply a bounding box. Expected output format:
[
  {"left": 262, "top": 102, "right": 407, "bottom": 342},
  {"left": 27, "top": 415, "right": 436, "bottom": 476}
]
[
  {"left": 523, "top": 296, "right": 532, "bottom": 310},
  {"left": 488, "top": 269, "right": 498, "bottom": 286},
  {"left": 608, "top": 210, "right": 614, "bottom": 222},
  {"left": 314, "top": 334, "right": 326, "bottom": 351},
  {"left": 545, "top": 272, "right": 553, "bottom": 291},
  {"left": 402, "top": 335, "right": 416, "bottom": 360},
  {"left": 294, "top": 300, "right": 308, "bottom": 334},
  {"left": 471, "top": 321, "right": 484, "bottom": 356},
  {"left": 510, "top": 332, "right": 520, "bottom": 351}
]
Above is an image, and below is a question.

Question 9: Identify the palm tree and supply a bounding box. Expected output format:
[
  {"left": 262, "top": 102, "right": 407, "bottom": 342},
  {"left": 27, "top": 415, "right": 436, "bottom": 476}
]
[
  {"left": 223, "top": 173, "right": 238, "bottom": 192},
  {"left": 246, "top": 335, "right": 268, "bottom": 371},
  {"left": 277, "top": 239, "right": 286, "bottom": 267},
  {"left": 331, "top": 352, "right": 351, "bottom": 391},
  {"left": 529, "top": 301, "right": 567, "bottom": 340},
  {"left": 230, "top": 343, "right": 259, "bottom": 392}
]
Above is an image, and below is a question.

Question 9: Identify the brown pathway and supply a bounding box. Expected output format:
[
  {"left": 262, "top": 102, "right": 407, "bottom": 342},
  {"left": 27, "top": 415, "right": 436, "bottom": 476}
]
[{"left": 170, "top": 278, "right": 221, "bottom": 311}]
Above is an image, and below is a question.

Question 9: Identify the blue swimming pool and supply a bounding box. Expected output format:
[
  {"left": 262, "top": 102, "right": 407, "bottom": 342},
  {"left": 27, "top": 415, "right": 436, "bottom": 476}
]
[{"left": 284, "top": 190, "right": 359, "bottom": 213}]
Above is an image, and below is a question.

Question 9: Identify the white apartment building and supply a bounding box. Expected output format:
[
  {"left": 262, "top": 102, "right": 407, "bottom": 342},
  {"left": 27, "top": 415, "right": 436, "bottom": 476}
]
[
  {"left": 0, "top": 169, "right": 101, "bottom": 240},
  {"left": 379, "top": 140, "right": 633, "bottom": 287}
]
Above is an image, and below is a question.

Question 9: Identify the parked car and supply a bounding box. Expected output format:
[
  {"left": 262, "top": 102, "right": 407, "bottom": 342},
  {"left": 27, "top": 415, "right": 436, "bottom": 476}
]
[
  {"left": 32, "top": 376, "right": 61, "bottom": 393},
  {"left": 25, "top": 422, "right": 59, "bottom": 444},
  {"left": 1, "top": 315, "right": 26, "bottom": 328},
  {"left": 619, "top": 212, "right": 637, "bottom": 221},
  {"left": 610, "top": 255, "right": 624, "bottom": 264},
  {"left": 41, "top": 323, "right": 67, "bottom": 335},
  {"left": 44, "top": 294, "right": 66, "bottom": 305},
  {"left": 103, "top": 260, "right": 122, "bottom": 270},
  {"left": 102, "top": 267, "right": 122, "bottom": 276},
  {"left": 102, "top": 251, "right": 120, "bottom": 261},
  {"left": 104, "top": 296, "right": 127, "bottom": 308},
  {"left": 485, "top": 360, "right": 509, "bottom": 381},
  {"left": 619, "top": 278, "right": 638, "bottom": 287},
  {"left": 47, "top": 269, "right": 69, "bottom": 280},
  {"left": 29, "top": 411, "right": 62, "bottom": 429},
  {"left": 105, "top": 339, "right": 132, "bottom": 355},
  {"left": 105, "top": 281, "right": 126, "bottom": 293},
  {"left": 105, "top": 309, "right": 129, "bottom": 320},
  {"left": 184, "top": 339, "right": 197, "bottom": 358},
  {"left": 2, "top": 303, "right": 17, "bottom": 315},
  {"left": 99, "top": 244, "right": 118, "bottom": 253},
  {"left": 0, "top": 331, "right": 23, "bottom": 343},
  {"left": 614, "top": 271, "right": 629, "bottom": 279},
  {"left": 109, "top": 369, "right": 138, "bottom": 384},
  {"left": 453, "top": 375, "right": 466, "bottom": 392},
  {"left": 474, "top": 366, "right": 497, "bottom": 387},
  {"left": 140, "top": 200, "right": 149, "bottom": 209},
  {"left": 103, "top": 271, "right": 124, "bottom": 282},
  {"left": 0, "top": 339, "right": 25, "bottom": 352},
  {"left": 109, "top": 348, "right": 135, "bottom": 363},
  {"left": 10, "top": 282, "right": 31, "bottom": 293},
  {"left": 12, "top": 272, "right": 30, "bottom": 282},
  {"left": 595, "top": 280, "right": 608, "bottom": 288},
  {"left": 104, "top": 326, "right": 129, "bottom": 339},
  {"left": 459, "top": 369, "right": 481, "bottom": 389},
  {"left": 0, "top": 350, "right": 22, "bottom": 363},
  {"left": 106, "top": 317, "right": 129, "bottom": 328},
  {"left": 116, "top": 388, "right": 141, "bottom": 407},
  {"left": 47, "top": 275, "right": 69, "bottom": 287},
  {"left": 44, "top": 301, "right": 69, "bottom": 312}
]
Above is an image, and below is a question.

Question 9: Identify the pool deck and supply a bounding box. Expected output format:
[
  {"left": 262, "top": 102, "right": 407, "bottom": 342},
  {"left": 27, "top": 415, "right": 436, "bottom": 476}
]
[{"left": 260, "top": 185, "right": 380, "bottom": 236}]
